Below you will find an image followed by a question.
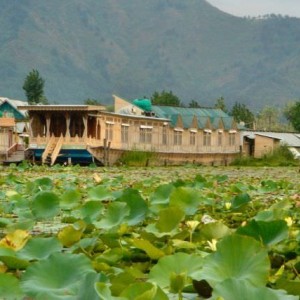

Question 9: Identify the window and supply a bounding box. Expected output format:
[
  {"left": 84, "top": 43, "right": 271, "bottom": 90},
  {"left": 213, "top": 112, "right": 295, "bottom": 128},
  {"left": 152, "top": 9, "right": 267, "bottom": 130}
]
[
  {"left": 162, "top": 126, "right": 167, "bottom": 145},
  {"left": 190, "top": 131, "right": 196, "bottom": 145},
  {"left": 121, "top": 125, "right": 129, "bottom": 143},
  {"left": 229, "top": 132, "right": 236, "bottom": 146},
  {"left": 105, "top": 123, "right": 113, "bottom": 140},
  {"left": 218, "top": 131, "right": 223, "bottom": 146},
  {"left": 174, "top": 130, "right": 182, "bottom": 145},
  {"left": 203, "top": 131, "right": 211, "bottom": 146},
  {"left": 140, "top": 127, "right": 152, "bottom": 143}
]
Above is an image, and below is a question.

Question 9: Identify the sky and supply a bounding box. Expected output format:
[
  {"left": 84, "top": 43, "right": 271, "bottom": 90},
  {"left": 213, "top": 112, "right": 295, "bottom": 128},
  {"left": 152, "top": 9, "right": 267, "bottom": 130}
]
[{"left": 206, "top": 0, "right": 300, "bottom": 18}]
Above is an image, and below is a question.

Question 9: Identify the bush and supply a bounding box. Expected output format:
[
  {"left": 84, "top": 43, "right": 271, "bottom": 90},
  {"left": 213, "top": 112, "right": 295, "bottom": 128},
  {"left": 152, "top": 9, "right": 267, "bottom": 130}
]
[
  {"left": 118, "top": 149, "right": 157, "bottom": 166},
  {"left": 231, "top": 145, "right": 299, "bottom": 167}
]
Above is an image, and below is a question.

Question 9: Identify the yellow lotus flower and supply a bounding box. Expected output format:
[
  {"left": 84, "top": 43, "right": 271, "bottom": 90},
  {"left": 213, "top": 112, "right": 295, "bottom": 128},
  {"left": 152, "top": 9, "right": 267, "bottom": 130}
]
[
  {"left": 186, "top": 220, "right": 200, "bottom": 231},
  {"left": 285, "top": 217, "right": 293, "bottom": 227},
  {"left": 225, "top": 202, "right": 232, "bottom": 210},
  {"left": 205, "top": 239, "right": 217, "bottom": 251}
]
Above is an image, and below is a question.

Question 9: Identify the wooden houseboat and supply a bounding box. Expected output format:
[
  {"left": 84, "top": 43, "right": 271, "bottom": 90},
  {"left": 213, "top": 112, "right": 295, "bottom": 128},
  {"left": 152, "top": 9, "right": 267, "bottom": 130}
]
[
  {"left": 0, "top": 98, "right": 28, "bottom": 163},
  {"left": 19, "top": 95, "right": 240, "bottom": 166}
]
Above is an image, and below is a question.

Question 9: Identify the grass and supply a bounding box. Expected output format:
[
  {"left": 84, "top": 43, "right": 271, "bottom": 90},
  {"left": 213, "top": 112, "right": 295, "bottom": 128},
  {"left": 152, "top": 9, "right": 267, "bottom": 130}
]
[
  {"left": 118, "top": 149, "right": 157, "bottom": 167},
  {"left": 231, "top": 145, "right": 299, "bottom": 167}
]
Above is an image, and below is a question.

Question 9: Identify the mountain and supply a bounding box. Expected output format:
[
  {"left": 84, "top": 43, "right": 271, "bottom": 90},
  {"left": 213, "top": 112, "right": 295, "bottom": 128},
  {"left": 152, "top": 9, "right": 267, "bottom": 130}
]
[{"left": 0, "top": 0, "right": 300, "bottom": 109}]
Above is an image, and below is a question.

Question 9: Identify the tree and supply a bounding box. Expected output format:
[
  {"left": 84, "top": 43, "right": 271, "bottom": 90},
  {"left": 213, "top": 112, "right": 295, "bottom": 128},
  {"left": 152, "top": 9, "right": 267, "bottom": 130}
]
[
  {"left": 284, "top": 101, "right": 300, "bottom": 131},
  {"left": 23, "top": 69, "right": 48, "bottom": 104},
  {"left": 188, "top": 100, "right": 201, "bottom": 108},
  {"left": 84, "top": 98, "right": 102, "bottom": 105},
  {"left": 230, "top": 102, "right": 255, "bottom": 128},
  {"left": 214, "top": 96, "right": 227, "bottom": 113},
  {"left": 255, "top": 106, "right": 288, "bottom": 131},
  {"left": 151, "top": 90, "right": 181, "bottom": 106}
]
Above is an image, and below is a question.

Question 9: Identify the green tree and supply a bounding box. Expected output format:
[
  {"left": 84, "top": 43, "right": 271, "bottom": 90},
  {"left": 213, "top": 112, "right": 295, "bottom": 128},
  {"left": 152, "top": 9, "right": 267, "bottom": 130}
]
[
  {"left": 83, "top": 98, "right": 102, "bottom": 105},
  {"left": 151, "top": 90, "right": 181, "bottom": 106},
  {"left": 214, "top": 96, "right": 227, "bottom": 113},
  {"left": 284, "top": 101, "right": 300, "bottom": 131},
  {"left": 255, "top": 106, "right": 290, "bottom": 131},
  {"left": 188, "top": 100, "right": 201, "bottom": 108},
  {"left": 230, "top": 102, "right": 255, "bottom": 128},
  {"left": 23, "top": 69, "right": 48, "bottom": 104}
]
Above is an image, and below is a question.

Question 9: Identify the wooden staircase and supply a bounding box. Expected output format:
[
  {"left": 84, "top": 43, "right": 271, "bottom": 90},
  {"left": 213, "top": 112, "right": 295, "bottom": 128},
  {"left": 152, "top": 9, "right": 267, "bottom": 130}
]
[{"left": 42, "top": 135, "right": 64, "bottom": 165}]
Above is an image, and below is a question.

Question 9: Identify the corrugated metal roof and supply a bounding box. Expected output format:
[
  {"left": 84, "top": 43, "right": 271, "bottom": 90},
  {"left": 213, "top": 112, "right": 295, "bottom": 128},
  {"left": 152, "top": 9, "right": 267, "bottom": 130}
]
[
  {"left": 242, "top": 131, "right": 300, "bottom": 147},
  {"left": 151, "top": 106, "right": 233, "bottom": 129}
]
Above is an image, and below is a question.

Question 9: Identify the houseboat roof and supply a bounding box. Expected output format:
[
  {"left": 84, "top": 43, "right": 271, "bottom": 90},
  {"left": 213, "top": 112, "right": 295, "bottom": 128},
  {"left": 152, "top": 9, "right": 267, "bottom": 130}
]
[
  {"left": 18, "top": 104, "right": 106, "bottom": 111},
  {"left": 0, "top": 97, "right": 28, "bottom": 119}
]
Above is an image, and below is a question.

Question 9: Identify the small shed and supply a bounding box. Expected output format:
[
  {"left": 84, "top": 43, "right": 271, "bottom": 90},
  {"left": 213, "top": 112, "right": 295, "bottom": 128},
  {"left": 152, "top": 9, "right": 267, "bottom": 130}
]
[{"left": 241, "top": 131, "right": 300, "bottom": 158}]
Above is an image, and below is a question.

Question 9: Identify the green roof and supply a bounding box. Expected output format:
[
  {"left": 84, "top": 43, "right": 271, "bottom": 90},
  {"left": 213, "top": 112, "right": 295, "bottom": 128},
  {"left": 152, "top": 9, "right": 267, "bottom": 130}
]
[{"left": 151, "top": 106, "right": 234, "bottom": 129}]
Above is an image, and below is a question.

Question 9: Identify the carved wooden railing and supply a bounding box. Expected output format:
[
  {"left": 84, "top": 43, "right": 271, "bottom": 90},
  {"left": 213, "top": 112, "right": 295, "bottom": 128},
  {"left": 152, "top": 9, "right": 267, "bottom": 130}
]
[
  {"left": 41, "top": 135, "right": 56, "bottom": 164},
  {"left": 50, "top": 135, "right": 64, "bottom": 166}
]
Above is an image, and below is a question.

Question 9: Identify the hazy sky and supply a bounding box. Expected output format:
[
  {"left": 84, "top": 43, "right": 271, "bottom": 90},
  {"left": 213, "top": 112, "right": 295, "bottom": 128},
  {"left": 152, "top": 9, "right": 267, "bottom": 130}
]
[{"left": 206, "top": 0, "right": 300, "bottom": 18}]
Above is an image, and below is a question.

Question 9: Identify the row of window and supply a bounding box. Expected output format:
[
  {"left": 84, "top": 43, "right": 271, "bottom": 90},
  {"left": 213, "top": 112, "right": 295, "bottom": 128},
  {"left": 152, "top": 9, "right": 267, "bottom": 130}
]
[{"left": 108, "top": 124, "right": 236, "bottom": 146}]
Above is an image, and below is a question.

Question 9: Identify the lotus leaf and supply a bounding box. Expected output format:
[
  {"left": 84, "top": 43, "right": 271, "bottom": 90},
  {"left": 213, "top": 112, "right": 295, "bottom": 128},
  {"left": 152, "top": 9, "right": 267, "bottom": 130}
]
[
  {"left": 231, "top": 193, "right": 251, "bottom": 210},
  {"left": 31, "top": 191, "right": 60, "bottom": 220},
  {"left": 116, "top": 188, "right": 148, "bottom": 225},
  {"left": 0, "top": 229, "right": 29, "bottom": 251},
  {"left": 132, "top": 239, "right": 165, "bottom": 260},
  {"left": 58, "top": 222, "right": 85, "bottom": 247},
  {"left": 169, "top": 187, "right": 202, "bottom": 215},
  {"left": 198, "top": 234, "right": 269, "bottom": 287},
  {"left": 60, "top": 189, "right": 82, "bottom": 209},
  {"left": 88, "top": 185, "right": 113, "bottom": 201},
  {"left": 95, "top": 282, "right": 126, "bottom": 300},
  {"left": 148, "top": 252, "right": 203, "bottom": 289},
  {"left": 0, "top": 273, "right": 24, "bottom": 300},
  {"left": 80, "top": 200, "right": 104, "bottom": 222},
  {"left": 21, "top": 252, "right": 94, "bottom": 299},
  {"left": 236, "top": 220, "right": 289, "bottom": 246},
  {"left": 17, "top": 237, "right": 62, "bottom": 260},
  {"left": 155, "top": 206, "right": 185, "bottom": 233},
  {"left": 121, "top": 282, "right": 168, "bottom": 300},
  {"left": 210, "top": 278, "right": 298, "bottom": 300}
]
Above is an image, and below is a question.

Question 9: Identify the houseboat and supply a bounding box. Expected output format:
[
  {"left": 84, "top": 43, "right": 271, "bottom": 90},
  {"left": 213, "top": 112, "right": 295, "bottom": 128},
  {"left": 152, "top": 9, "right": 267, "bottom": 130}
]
[{"left": 18, "top": 95, "right": 240, "bottom": 166}]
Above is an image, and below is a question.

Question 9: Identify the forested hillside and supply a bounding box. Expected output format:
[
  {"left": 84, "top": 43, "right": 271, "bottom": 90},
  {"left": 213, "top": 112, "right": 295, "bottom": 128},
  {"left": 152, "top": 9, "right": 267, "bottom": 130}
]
[{"left": 0, "top": 0, "right": 300, "bottom": 108}]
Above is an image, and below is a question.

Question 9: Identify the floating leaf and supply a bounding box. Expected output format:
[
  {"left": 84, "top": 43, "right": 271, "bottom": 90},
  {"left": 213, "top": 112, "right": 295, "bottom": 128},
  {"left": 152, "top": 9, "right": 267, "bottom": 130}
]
[
  {"left": 0, "top": 247, "right": 29, "bottom": 270},
  {"left": 95, "top": 282, "right": 125, "bottom": 300},
  {"left": 60, "top": 189, "right": 81, "bottom": 209},
  {"left": 197, "top": 222, "right": 231, "bottom": 241},
  {"left": 0, "top": 273, "right": 24, "bottom": 299},
  {"left": 236, "top": 220, "right": 289, "bottom": 246},
  {"left": 117, "top": 188, "right": 148, "bottom": 225},
  {"left": 58, "top": 222, "right": 86, "bottom": 247},
  {"left": 80, "top": 201, "right": 104, "bottom": 222},
  {"left": 155, "top": 206, "right": 185, "bottom": 233},
  {"left": 231, "top": 193, "right": 251, "bottom": 210},
  {"left": 77, "top": 271, "right": 108, "bottom": 300},
  {"left": 0, "top": 230, "right": 29, "bottom": 251},
  {"left": 149, "top": 252, "right": 203, "bottom": 289},
  {"left": 31, "top": 191, "right": 60, "bottom": 220},
  {"left": 149, "top": 184, "right": 175, "bottom": 211},
  {"left": 18, "top": 237, "right": 62, "bottom": 260},
  {"left": 121, "top": 282, "right": 168, "bottom": 300},
  {"left": 95, "top": 202, "right": 130, "bottom": 229},
  {"left": 169, "top": 187, "right": 201, "bottom": 215},
  {"left": 211, "top": 278, "right": 298, "bottom": 300},
  {"left": 132, "top": 239, "right": 165, "bottom": 260},
  {"left": 198, "top": 234, "right": 269, "bottom": 288},
  {"left": 21, "top": 253, "right": 94, "bottom": 299},
  {"left": 88, "top": 186, "right": 113, "bottom": 201}
]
